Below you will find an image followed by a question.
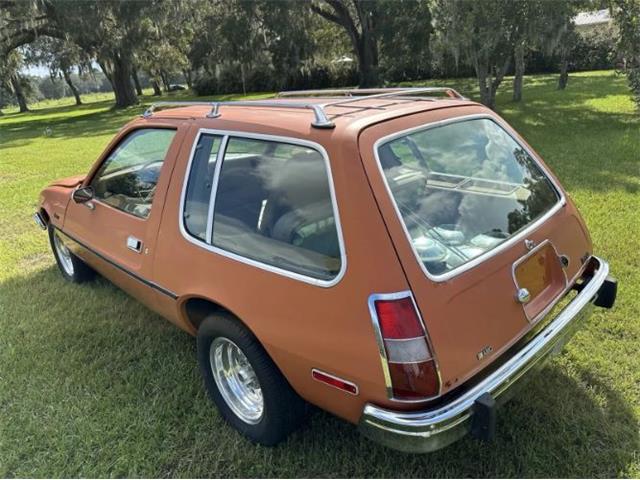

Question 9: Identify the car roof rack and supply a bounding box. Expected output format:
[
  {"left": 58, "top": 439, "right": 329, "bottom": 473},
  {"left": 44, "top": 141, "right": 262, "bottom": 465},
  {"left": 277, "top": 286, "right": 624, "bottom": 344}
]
[{"left": 141, "top": 87, "right": 466, "bottom": 130}]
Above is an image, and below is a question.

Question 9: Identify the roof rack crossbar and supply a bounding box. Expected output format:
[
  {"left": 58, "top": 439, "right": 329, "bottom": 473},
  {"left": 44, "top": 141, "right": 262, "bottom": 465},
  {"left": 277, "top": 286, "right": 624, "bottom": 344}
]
[
  {"left": 142, "top": 100, "right": 335, "bottom": 128},
  {"left": 208, "top": 101, "right": 335, "bottom": 128},
  {"left": 142, "top": 101, "right": 216, "bottom": 118}
]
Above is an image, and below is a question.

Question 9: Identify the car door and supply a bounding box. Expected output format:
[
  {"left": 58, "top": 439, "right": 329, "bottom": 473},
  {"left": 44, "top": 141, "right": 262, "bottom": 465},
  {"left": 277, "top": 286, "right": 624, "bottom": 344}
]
[{"left": 63, "top": 125, "right": 185, "bottom": 308}]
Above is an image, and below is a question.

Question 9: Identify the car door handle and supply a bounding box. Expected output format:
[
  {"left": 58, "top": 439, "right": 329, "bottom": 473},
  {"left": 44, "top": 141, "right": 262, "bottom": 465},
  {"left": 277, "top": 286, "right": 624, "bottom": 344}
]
[{"left": 126, "top": 236, "right": 143, "bottom": 253}]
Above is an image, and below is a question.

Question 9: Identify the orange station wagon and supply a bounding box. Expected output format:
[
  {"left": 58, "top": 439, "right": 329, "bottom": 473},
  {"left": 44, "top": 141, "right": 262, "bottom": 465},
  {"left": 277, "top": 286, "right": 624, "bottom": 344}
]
[{"left": 34, "top": 88, "right": 617, "bottom": 452}]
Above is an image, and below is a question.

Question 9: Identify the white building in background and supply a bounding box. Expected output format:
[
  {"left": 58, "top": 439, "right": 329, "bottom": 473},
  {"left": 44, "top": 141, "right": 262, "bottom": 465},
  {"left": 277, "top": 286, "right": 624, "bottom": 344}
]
[{"left": 574, "top": 9, "right": 613, "bottom": 34}]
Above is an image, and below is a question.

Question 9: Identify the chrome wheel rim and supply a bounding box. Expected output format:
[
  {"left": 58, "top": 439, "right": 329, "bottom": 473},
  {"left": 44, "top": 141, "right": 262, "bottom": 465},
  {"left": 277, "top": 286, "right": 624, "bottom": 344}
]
[
  {"left": 53, "top": 231, "right": 74, "bottom": 276},
  {"left": 210, "top": 337, "right": 263, "bottom": 424}
]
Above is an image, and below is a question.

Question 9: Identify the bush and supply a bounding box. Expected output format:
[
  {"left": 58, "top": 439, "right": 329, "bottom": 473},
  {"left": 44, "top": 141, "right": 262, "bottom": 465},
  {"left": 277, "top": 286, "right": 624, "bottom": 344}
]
[
  {"left": 572, "top": 26, "right": 618, "bottom": 71},
  {"left": 193, "top": 61, "right": 358, "bottom": 96},
  {"left": 192, "top": 73, "right": 218, "bottom": 96}
]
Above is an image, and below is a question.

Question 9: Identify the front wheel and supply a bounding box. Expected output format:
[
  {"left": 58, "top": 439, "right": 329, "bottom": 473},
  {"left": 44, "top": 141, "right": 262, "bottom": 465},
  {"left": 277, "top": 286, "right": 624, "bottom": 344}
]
[
  {"left": 197, "top": 313, "right": 307, "bottom": 446},
  {"left": 48, "top": 226, "right": 95, "bottom": 283}
]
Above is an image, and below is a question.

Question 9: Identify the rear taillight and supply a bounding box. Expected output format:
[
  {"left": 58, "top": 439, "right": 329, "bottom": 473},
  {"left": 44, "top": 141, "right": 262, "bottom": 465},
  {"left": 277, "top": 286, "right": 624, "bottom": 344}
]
[{"left": 369, "top": 292, "right": 440, "bottom": 401}]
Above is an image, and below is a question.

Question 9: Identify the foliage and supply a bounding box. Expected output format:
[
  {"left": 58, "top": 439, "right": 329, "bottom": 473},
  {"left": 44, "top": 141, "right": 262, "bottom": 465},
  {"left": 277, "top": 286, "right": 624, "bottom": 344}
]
[
  {"left": 433, "top": 0, "right": 519, "bottom": 108},
  {"left": 310, "top": 0, "right": 381, "bottom": 87},
  {"left": 377, "top": 0, "right": 433, "bottom": 82},
  {"left": 573, "top": 23, "right": 619, "bottom": 69},
  {"left": 136, "top": 0, "right": 199, "bottom": 91},
  {"left": 24, "top": 37, "right": 88, "bottom": 79},
  {"left": 0, "top": 0, "right": 637, "bottom": 110},
  {"left": 611, "top": 0, "right": 640, "bottom": 109}
]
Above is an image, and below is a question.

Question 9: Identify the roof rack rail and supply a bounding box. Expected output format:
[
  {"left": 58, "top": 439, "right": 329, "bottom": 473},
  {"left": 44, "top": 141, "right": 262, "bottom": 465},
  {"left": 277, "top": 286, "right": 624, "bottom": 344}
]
[
  {"left": 277, "top": 87, "right": 466, "bottom": 100},
  {"left": 141, "top": 87, "right": 467, "bottom": 129}
]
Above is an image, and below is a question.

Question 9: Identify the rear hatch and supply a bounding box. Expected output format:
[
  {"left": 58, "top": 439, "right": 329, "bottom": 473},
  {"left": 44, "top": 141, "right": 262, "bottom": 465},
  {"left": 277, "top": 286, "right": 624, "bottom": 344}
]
[{"left": 359, "top": 107, "right": 592, "bottom": 394}]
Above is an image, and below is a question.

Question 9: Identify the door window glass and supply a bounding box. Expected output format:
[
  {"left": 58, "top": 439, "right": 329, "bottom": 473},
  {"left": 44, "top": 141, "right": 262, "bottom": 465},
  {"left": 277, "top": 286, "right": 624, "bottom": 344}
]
[{"left": 91, "top": 128, "right": 176, "bottom": 219}]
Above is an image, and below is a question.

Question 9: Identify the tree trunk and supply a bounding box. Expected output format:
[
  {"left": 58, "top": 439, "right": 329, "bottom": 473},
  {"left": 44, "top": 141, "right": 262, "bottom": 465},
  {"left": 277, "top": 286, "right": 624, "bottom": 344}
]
[
  {"left": 240, "top": 63, "right": 247, "bottom": 95},
  {"left": 473, "top": 54, "right": 494, "bottom": 109},
  {"left": 182, "top": 69, "right": 193, "bottom": 89},
  {"left": 472, "top": 53, "right": 510, "bottom": 110},
  {"left": 357, "top": 40, "right": 379, "bottom": 87},
  {"left": 478, "top": 78, "right": 495, "bottom": 110},
  {"left": 310, "top": 1, "right": 379, "bottom": 88},
  {"left": 100, "top": 53, "right": 138, "bottom": 108},
  {"left": 131, "top": 68, "right": 143, "bottom": 96},
  {"left": 99, "top": 56, "right": 138, "bottom": 107},
  {"left": 558, "top": 51, "right": 569, "bottom": 90},
  {"left": 62, "top": 69, "right": 82, "bottom": 105},
  {"left": 160, "top": 71, "right": 170, "bottom": 92},
  {"left": 10, "top": 74, "right": 29, "bottom": 112},
  {"left": 152, "top": 80, "right": 162, "bottom": 96},
  {"left": 513, "top": 43, "right": 525, "bottom": 102}
]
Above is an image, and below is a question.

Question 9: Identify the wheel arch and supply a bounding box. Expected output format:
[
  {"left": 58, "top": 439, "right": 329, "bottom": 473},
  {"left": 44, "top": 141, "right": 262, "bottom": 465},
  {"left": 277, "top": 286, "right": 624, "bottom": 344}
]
[
  {"left": 178, "top": 294, "right": 299, "bottom": 393},
  {"left": 179, "top": 295, "right": 258, "bottom": 340}
]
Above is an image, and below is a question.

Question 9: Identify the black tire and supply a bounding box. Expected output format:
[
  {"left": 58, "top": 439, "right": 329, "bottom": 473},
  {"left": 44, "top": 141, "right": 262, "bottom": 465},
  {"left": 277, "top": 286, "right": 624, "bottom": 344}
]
[
  {"left": 197, "top": 312, "right": 307, "bottom": 446},
  {"left": 48, "top": 225, "right": 95, "bottom": 283}
]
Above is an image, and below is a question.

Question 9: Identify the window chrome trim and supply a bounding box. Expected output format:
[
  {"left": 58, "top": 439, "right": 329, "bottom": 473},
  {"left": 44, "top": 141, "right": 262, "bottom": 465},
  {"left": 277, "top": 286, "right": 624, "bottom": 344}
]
[
  {"left": 205, "top": 135, "right": 228, "bottom": 243},
  {"left": 373, "top": 113, "right": 567, "bottom": 283},
  {"left": 178, "top": 128, "right": 347, "bottom": 288},
  {"left": 367, "top": 290, "right": 443, "bottom": 403}
]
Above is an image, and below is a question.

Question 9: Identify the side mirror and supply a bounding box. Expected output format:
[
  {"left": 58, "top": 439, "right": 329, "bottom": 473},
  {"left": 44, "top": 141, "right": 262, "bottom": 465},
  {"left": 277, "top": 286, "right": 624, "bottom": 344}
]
[{"left": 72, "top": 186, "right": 94, "bottom": 203}]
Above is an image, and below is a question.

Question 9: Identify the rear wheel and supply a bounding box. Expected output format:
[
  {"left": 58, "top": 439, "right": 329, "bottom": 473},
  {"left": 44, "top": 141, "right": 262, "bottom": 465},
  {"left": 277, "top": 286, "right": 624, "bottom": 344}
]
[
  {"left": 48, "top": 226, "right": 95, "bottom": 283},
  {"left": 197, "top": 312, "right": 307, "bottom": 445}
]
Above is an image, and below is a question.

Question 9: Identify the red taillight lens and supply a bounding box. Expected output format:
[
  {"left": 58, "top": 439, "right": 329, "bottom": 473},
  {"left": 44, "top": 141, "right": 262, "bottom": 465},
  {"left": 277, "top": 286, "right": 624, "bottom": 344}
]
[
  {"left": 372, "top": 294, "right": 440, "bottom": 401},
  {"left": 387, "top": 360, "right": 439, "bottom": 399},
  {"left": 374, "top": 298, "right": 424, "bottom": 339}
]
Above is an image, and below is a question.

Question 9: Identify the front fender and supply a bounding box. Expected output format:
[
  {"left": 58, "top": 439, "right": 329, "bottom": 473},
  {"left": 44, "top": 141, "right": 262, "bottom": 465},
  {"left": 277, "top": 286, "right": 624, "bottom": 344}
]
[{"left": 38, "top": 184, "right": 74, "bottom": 229}]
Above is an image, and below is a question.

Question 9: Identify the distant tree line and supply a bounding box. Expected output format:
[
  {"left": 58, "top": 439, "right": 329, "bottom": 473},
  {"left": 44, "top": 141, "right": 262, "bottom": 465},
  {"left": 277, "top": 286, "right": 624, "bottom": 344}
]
[{"left": 0, "top": 0, "right": 638, "bottom": 113}]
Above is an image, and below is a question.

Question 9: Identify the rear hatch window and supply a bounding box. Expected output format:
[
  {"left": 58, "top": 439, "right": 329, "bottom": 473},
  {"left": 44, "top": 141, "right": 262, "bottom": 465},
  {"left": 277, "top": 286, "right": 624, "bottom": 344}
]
[{"left": 377, "top": 117, "right": 560, "bottom": 277}]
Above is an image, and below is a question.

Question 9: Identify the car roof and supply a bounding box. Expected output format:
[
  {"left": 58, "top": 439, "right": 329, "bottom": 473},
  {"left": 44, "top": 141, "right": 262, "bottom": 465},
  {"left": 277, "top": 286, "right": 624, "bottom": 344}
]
[{"left": 143, "top": 95, "right": 480, "bottom": 138}]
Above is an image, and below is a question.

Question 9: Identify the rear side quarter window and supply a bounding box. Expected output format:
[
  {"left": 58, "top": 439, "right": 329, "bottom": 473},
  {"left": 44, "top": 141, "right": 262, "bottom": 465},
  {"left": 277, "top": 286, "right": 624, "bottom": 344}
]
[{"left": 182, "top": 132, "right": 344, "bottom": 284}]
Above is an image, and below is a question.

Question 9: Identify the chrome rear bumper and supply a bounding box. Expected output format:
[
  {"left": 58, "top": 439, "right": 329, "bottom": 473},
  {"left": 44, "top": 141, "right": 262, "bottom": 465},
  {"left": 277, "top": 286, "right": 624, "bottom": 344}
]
[{"left": 358, "top": 256, "right": 612, "bottom": 453}]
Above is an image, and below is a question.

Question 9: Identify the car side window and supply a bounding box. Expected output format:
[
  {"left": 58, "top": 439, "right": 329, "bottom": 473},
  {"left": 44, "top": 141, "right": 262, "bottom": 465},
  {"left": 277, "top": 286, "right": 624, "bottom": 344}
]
[
  {"left": 208, "top": 136, "right": 342, "bottom": 282},
  {"left": 183, "top": 134, "right": 224, "bottom": 240},
  {"left": 91, "top": 128, "right": 176, "bottom": 219}
]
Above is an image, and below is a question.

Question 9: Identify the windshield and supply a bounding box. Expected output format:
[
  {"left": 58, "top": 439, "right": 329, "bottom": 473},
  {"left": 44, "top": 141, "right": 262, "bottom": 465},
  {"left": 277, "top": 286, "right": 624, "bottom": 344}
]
[{"left": 377, "top": 117, "right": 560, "bottom": 276}]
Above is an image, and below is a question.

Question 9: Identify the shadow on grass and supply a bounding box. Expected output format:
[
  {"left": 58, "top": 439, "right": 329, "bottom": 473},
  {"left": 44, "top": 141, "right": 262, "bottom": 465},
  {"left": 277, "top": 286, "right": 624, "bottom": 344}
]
[
  {"left": 0, "top": 100, "right": 139, "bottom": 150},
  {"left": 1, "top": 267, "right": 637, "bottom": 477},
  {"left": 0, "top": 92, "right": 276, "bottom": 152}
]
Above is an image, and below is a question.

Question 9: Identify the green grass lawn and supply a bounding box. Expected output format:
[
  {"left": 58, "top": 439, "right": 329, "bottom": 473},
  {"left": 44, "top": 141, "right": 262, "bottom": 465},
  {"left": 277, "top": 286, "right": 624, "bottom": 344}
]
[{"left": 0, "top": 71, "right": 638, "bottom": 477}]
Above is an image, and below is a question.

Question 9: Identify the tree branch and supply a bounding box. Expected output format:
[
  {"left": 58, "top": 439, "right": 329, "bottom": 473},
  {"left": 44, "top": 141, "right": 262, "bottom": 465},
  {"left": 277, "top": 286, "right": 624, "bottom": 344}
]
[{"left": 309, "top": 4, "right": 342, "bottom": 26}]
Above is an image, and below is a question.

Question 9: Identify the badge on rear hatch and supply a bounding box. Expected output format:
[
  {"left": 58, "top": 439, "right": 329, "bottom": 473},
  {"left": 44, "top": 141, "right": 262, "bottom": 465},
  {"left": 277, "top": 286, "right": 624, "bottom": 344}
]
[{"left": 476, "top": 345, "right": 493, "bottom": 360}]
